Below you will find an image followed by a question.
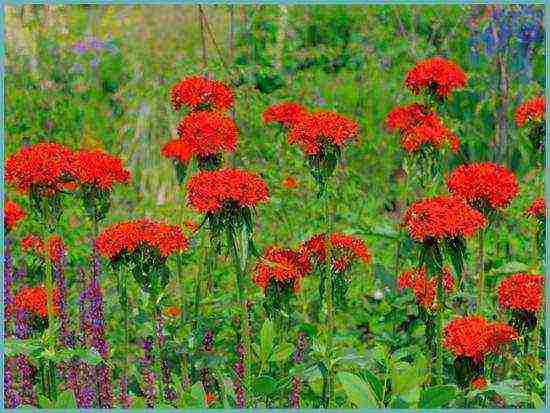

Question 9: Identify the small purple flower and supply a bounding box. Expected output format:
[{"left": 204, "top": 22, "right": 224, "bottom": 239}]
[
  {"left": 4, "top": 357, "right": 22, "bottom": 408},
  {"left": 70, "top": 63, "right": 84, "bottom": 74},
  {"left": 90, "top": 57, "right": 101, "bottom": 70},
  {"left": 232, "top": 343, "right": 246, "bottom": 408},
  {"left": 293, "top": 332, "right": 308, "bottom": 364},
  {"left": 96, "top": 363, "right": 114, "bottom": 408},
  {"left": 16, "top": 355, "right": 37, "bottom": 406},
  {"left": 72, "top": 42, "right": 88, "bottom": 54},
  {"left": 4, "top": 238, "right": 15, "bottom": 335},
  {"left": 140, "top": 338, "right": 157, "bottom": 407},
  {"left": 119, "top": 376, "right": 132, "bottom": 408},
  {"left": 87, "top": 36, "right": 106, "bottom": 51},
  {"left": 53, "top": 246, "right": 70, "bottom": 347},
  {"left": 202, "top": 330, "right": 214, "bottom": 352},
  {"left": 290, "top": 376, "right": 301, "bottom": 408}
]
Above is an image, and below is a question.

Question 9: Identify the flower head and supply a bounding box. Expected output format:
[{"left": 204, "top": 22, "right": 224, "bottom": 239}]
[
  {"left": 288, "top": 111, "right": 359, "bottom": 155},
  {"left": 405, "top": 57, "right": 467, "bottom": 98},
  {"left": 5, "top": 200, "right": 26, "bottom": 232},
  {"left": 186, "top": 168, "right": 269, "bottom": 214},
  {"left": 282, "top": 177, "right": 298, "bottom": 189},
  {"left": 300, "top": 233, "right": 371, "bottom": 274},
  {"left": 176, "top": 111, "right": 238, "bottom": 158},
  {"left": 163, "top": 306, "right": 182, "bottom": 318},
  {"left": 443, "top": 315, "right": 517, "bottom": 362},
  {"left": 403, "top": 196, "right": 487, "bottom": 243},
  {"left": 263, "top": 102, "right": 308, "bottom": 129},
  {"left": 14, "top": 286, "right": 61, "bottom": 318},
  {"left": 498, "top": 273, "right": 544, "bottom": 313},
  {"left": 170, "top": 75, "right": 234, "bottom": 112},
  {"left": 161, "top": 138, "right": 194, "bottom": 165},
  {"left": 515, "top": 96, "right": 545, "bottom": 128},
  {"left": 21, "top": 234, "right": 66, "bottom": 263},
  {"left": 70, "top": 149, "right": 131, "bottom": 190},
  {"left": 96, "top": 219, "right": 189, "bottom": 262},
  {"left": 526, "top": 197, "right": 545, "bottom": 218},
  {"left": 253, "top": 246, "right": 312, "bottom": 292},
  {"left": 386, "top": 104, "right": 460, "bottom": 153},
  {"left": 6, "top": 142, "right": 74, "bottom": 194},
  {"left": 471, "top": 377, "right": 487, "bottom": 390},
  {"left": 397, "top": 266, "right": 455, "bottom": 310}
]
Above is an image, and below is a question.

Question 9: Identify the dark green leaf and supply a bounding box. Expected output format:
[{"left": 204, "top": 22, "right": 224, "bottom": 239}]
[{"left": 419, "top": 385, "right": 458, "bottom": 408}]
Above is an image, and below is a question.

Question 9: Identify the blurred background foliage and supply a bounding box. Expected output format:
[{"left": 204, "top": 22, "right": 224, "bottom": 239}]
[{"left": 4, "top": 5, "right": 545, "bottom": 407}]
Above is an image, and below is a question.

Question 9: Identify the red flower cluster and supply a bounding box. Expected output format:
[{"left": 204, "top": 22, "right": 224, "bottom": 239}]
[
  {"left": 299, "top": 233, "right": 371, "bottom": 274},
  {"left": 403, "top": 196, "right": 487, "bottom": 243},
  {"left": 170, "top": 75, "right": 234, "bottom": 112},
  {"left": 282, "top": 177, "right": 298, "bottom": 189},
  {"left": 515, "top": 96, "right": 545, "bottom": 128},
  {"left": 288, "top": 111, "right": 359, "bottom": 155},
  {"left": 70, "top": 149, "right": 131, "bottom": 190},
  {"left": 186, "top": 168, "right": 269, "bottom": 214},
  {"left": 405, "top": 57, "right": 467, "bottom": 98},
  {"left": 6, "top": 142, "right": 74, "bottom": 193},
  {"left": 176, "top": 111, "right": 238, "bottom": 158},
  {"left": 253, "top": 246, "right": 312, "bottom": 292},
  {"left": 443, "top": 315, "right": 517, "bottom": 362},
  {"left": 498, "top": 273, "right": 544, "bottom": 313},
  {"left": 5, "top": 200, "right": 26, "bottom": 231},
  {"left": 263, "top": 102, "right": 308, "bottom": 129},
  {"left": 471, "top": 377, "right": 487, "bottom": 390},
  {"left": 96, "top": 219, "right": 189, "bottom": 261},
  {"left": 386, "top": 104, "right": 460, "bottom": 153},
  {"left": 397, "top": 266, "right": 454, "bottom": 310},
  {"left": 14, "top": 286, "right": 61, "bottom": 318},
  {"left": 447, "top": 163, "right": 519, "bottom": 210},
  {"left": 526, "top": 197, "right": 545, "bottom": 218},
  {"left": 161, "top": 138, "right": 194, "bottom": 165},
  {"left": 21, "top": 234, "right": 66, "bottom": 263}
]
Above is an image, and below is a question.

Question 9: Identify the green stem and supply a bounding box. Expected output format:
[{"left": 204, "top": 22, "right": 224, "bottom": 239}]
[
  {"left": 153, "top": 302, "right": 165, "bottom": 405},
  {"left": 120, "top": 269, "right": 130, "bottom": 403},
  {"left": 323, "top": 185, "right": 335, "bottom": 408},
  {"left": 476, "top": 229, "right": 486, "bottom": 312},
  {"left": 435, "top": 272, "right": 444, "bottom": 385}
]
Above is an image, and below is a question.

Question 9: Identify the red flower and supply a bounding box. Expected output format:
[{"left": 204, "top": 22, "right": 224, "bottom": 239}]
[
  {"left": 447, "top": 162, "right": 519, "bottom": 210},
  {"left": 471, "top": 377, "right": 487, "bottom": 390},
  {"left": 96, "top": 219, "right": 189, "bottom": 261},
  {"left": 526, "top": 197, "right": 545, "bottom": 218},
  {"left": 163, "top": 306, "right": 182, "bottom": 318},
  {"left": 5, "top": 200, "right": 26, "bottom": 232},
  {"left": 443, "top": 315, "right": 517, "bottom": 362},
  {"left": 299, "top": 233, "right": 371, "bottom": 274},
  {"left": 282, "top": 177, "right": 298, "bottom": 189},
  {"left": 397, "top": 266, "right": 455, "bottom": 310},
  {"left": 205, "top": 392, "right": 217, "bottom": 407},
  {"left": 177, "top": 111, "right": 238, "bottom": 158},
  {"left": 405, "top": 57, "right": 467, "bottom": 98},
  {"left": 186, "top": 168, "right": 269, "bottom": 214},
  {"left": 515, "top": 96, "right": 545, "bottom": 128},
  {"left": 263, "top": 102, "right": 308, "bottom": 129},
  {"left": 161, "top": 138, "right": 194, "bottom": 165},
  {"left": 170, "top": 75, "right": 234, "bottom": 112},
  {"left": 498, "top": 273, "right": 544, "bottom": 313},
  {"left": 70, "top": 149, "right": 131, "bottom": 190},
  {"left": 6, "top": 142, "right": 74, "bottom": 194},
  {"left": 182, "top": 220, "right": 200, "bottom": 233},
  {"left": 288, "top": 111, "right": 359, "bottom": 155},
  {"left": 21, "top": 234, "right": 66, "bottom": 263},
  {"left": 403, "top": 196, "right": 487, "bottom": 243},
  {"left": 253, "top": 246, "right": 312, "bottom": 292},
  {"left": 386, "top": 104, "right": 460, "bottom": 153},
  {"left": 14, "top": 285, "right": 61, "bottom": 318}
]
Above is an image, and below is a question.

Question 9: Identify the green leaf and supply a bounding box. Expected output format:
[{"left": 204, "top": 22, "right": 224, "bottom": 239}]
[
  {"left": 269, "top": 342, "right": 294, "bottom": 362},
  {"left": 190, "top": 382, "right": 206, "bottom": 408},
  {"left": 493, "top": 262, "right": 529, "bottom": 275},
  {"left": 4, "top": 338, "right": 41, "bottom": 358},
  {"left": 488, "top": 380, "right": 530, "bottom": 406},
  {"left": 38, "top": 395, "right": 54, "bottom": 409},
  {"left": 362, "top": 370, "right": 384, "bottom": 403},
  {"left": 253, "top": 375, "right": 278, "bottom": 396},
  {"left": 337, "top": 371, "right": 378, "bottom": 408},
  {"left": 260, "top": 319, "right": 275, "bottom": 363},
  {"left": 531, "top": 392, "right": 544, "bottom": 408},
  {"left": 419, "top": 385, "right": 458, "bottom": 408},
  {"left": 131, "top": 396, "right": 146, "bottom": 409},
  {"left": 55, "top": 390, "right": 77, "bottom": 409}
]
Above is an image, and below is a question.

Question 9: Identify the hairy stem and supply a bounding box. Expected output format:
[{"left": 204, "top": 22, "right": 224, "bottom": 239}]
[{"left": 476, "top": 228, "right": 486, "bottom": 312}]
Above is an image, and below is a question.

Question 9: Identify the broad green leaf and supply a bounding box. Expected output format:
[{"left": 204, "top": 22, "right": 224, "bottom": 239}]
[
  {"left": 493, "top": 262, "right": 529, "bottom": 275},
  {"left": 531, "top": 392, "right": 544, "bottom": 408},
  {"left": 337, "top": 371, "right": 377, "bottom": 408},
  {"left": 38, "top": 395, "right": 54, "bottom": 409},
  {"left": 362, "top": 370, "right": 384, "bottom": 403},
  {"left": 269, "top": 342, "right": 294, "bottom": 362},
  {"left": 190, "top": 382, "right": 206, "bottom": 408},
  {"left": 131, "top": 396, "right": 146, "bottom": 409},
  {"left": 488, "top": 380, "right": 530, "bottom": 406},
  {"left": 253, "top": 375, "right": 278, "bottom": 396},
  {"left": 419, "top": 385, "right": 458, "bottom": 408},
  {"left": 260, "top": 319, "right": 275, "bottom": 363},
  {"left": 55, "top": 390, "right": 77, "bottom": 409}
]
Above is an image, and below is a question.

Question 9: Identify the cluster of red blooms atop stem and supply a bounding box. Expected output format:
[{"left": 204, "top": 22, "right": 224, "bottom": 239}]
[
  {"left": 514, "top": 96, "right": 545, "bottom": 128},
  {"left": 6, "top": 142, "right": 75, "bottom": 194},
  {"left": 403, "top": 196, "right": 487, "bottom": 243},
  {"left": 447, "top": 162, "right": 519, "bottom": 211},
  {"left": 299, "top": 233, "right": 371, "bottom": 274},
  {"left": 526, "top": 197, "right": 545, "bottom": 218},
  {"left": 498, "top": 273, "right": 544, "bottom": 313},
  {"left": 385, "top": 103, "right": 460, "bottom": 153},
  {"left": 14, "top": 286, "right": 61, "bottom": 318},
  {"left": 96, "top": 219, "right": 189, "bottom": 261},
  {"left": 21, "top": 234, "right": 66, "bottom": 263},
  {"left": 253, "top": 246, "right": 312, "bottom": 292},
  {"left": 70, "top": 149, "right": 131, "bottom": 190},
  {"left": 471, "top": 377, "right": 487, "bottom": 390},
  {"left": 5, "top": 200, "right": 26, "bottom": 232},
  {"left": 288, "top": 111, "right": 359, "bottom": 156},
  {"left": 175, "top": 110, "right": 238, "bottom": 159},
  {"left": 161, "top": 138, "right": 194, "bottom": 165},
  {"left": 263, "top": 102, "right": 308, "bottom": 129},
  {"left": 170, "top": 75, "right": 234, "bottom": 112},
  {"left": 397, "top": 266, "right": 454, "bottom": 310},
  {"left": 443, "top": 315, "right": 517, "bottom": 363},
  {"left": 186, "top": 168, "right": 269, "bottom": 214},
  {"left": 405, "top": 57, "right": 467, "bottom": 98}
]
